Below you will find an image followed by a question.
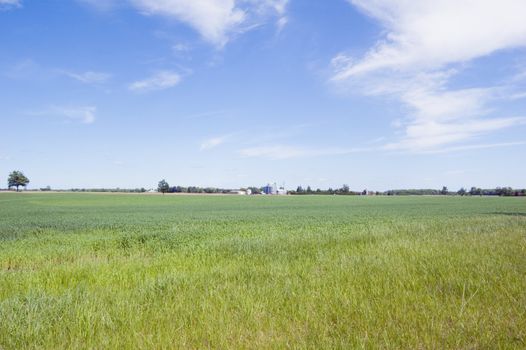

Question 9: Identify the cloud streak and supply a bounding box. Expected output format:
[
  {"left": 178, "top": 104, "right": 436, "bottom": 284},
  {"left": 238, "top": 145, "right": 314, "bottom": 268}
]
[
  {"left": 335, "top": 0, "right": 526, "bottom": 79},
  {"left": 332, "top": 0, "right": 526, "bottom": 153},
  {"left": 200, "top": 135, "right": 230, "bottom": 150},
  {"left": 29, "top": 106, "right": 97, "bottom": 124},
  {"left": 407, "top": 141, "right": 526, "bottom": 155},
  {"left": 0, "top": 0, "right": 21, "bottom": 10},
  {"left": 51, "top": 106, "right": 97, "bottom": 124},
  {"left": 130, "top": 0, "right": 288, "bottom": 47},
  {"left": 61, "top": 70, "right": 111, "bottom": 84},
  {"left": 129, "top": 71, "right": 181, "bottom": 92}
]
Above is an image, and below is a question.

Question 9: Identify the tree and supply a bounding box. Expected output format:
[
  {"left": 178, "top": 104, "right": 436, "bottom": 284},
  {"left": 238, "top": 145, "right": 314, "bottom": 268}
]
[
  {"left": 500, "top": 187, "right": 513, "bottom": 196},
  {"left": 469, "top": 187, "right": 482, "bottom": 196},
  {"left": 8, "top": 170, "right": 29, "bottom": 191},
  {"left": 457, "top": 187, "right": 467, "bottom": 196},
  {"left": 440, "top": 186, "right": 448, "bottom": 195},
  {"left": 248, "top": 186, "right": 261, "bottom": 195},
  {"left": 341, "top": 184, "right": 350, "bottom": 194},
  {"left": 157, "top": 179, "right": 170, "bottom": 194}
]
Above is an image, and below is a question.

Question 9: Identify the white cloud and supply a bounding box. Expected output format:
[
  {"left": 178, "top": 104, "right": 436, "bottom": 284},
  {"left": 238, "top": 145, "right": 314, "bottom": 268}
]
[
  {"left": 130, "top": 0, "right": 288, "bottom": 47},
  {"left": 27, "top": 106, "right": 96, "bottom": 124},
  {"left": 50, "top": 106, "right": 97, "bottom": 124},
  {"left": 129, "top": 71, "right": 181, "bottom": 92},
  {"left": 62, "top": 71, "right": 111, "bottom": 84},
  {"left": 336, "top": 0, "right": 526, "bottom": 79},
  {"left": 276, "top": 15, "right": 288, "bottom": 33},
  {"left": 172, "top": 43, "right": 190, "bottom": 54},
  {"left": 200, "top": 135, "right": 229, "bottom": 150},
  {"left": 332, "top": 0, "right": 526, "bottom": 153},
  {"left": 509, "top": 91, "right": 526, "bottom": 100},
  {"left": 413, "top": 141, "right": 526, "bottom": 155},
  {"left": 384, "top": 117, "right": 526, "bottom": 152},
  {"left": 4, "top": 59, "right": 41, "bottom": 79},
  {"left": 0, "top": 0, "right": 21, "bottom": 10},
  {"left": 239, "top": 145, "right": 368, "bottom": 160}
]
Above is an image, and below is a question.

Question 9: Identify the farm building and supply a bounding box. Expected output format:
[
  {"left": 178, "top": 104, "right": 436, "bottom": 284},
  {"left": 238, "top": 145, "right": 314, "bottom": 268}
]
[{"left": 262, "top": 183, "right": 287, "bottom": 195}]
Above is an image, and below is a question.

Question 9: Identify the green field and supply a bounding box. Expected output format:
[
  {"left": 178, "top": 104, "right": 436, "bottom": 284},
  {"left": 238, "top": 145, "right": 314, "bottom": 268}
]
[{"left": 0, "top": 193, "right": 525, "bottom": 349}]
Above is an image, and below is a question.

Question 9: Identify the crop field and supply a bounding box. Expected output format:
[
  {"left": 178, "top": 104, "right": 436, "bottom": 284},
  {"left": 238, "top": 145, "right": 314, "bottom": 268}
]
[{"left": 0, "top": 193, "right": 525, "bottom": 349}]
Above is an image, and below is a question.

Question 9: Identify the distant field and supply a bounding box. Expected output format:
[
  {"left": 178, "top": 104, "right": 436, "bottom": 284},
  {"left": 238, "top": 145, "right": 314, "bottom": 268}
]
[{"left": 0, "top": 193, "right": 525, "bottom": 349}]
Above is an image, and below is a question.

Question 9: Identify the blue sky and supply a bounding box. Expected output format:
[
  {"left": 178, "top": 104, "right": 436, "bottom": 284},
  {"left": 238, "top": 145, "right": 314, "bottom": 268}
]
[{"left": 1, "top": 0, "right": 525, "bottom": 190}]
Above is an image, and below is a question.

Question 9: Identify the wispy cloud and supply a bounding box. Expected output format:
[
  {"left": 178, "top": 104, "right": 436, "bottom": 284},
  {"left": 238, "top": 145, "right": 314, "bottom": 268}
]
[
  {"left": 411, "top": 141, "right": 526, "bottom": 155},
  {"left": 331, "top": 0, "right": 526, "bottom": 153},
  {"left": 0, "top": 0, "right": 21, "bottom": 10},
  {"left": 51, "top": 106, "right": 97, "bottom": 124},
  {"left": 29, "top": 106, "right": 97, "bottom": 124},
  {"left": 129, "top": 71, "right": 181, "bottom": 92},
  {"left": 4, "top": 59, "right": 42, "bottom": 79},
  {"left": 509, "top": 91, "right": 526, "bottom": 100},
  {"left": 276, "top": 16, "right": 288, "bottom": 33},
  {"left": 239, "top": 145, "right": 369, "bottom": 160},
  {"left": 200, "top": 135, "right": 230, "bottom": 150},
  {"left": 172, "top": 43, "right": 192, "bottom": 58},
  {"left": 5, "top": 60, "right": 112, "bottom": 86},
  {"left": 61, "top": 70, "right": 111, "bottom": 84},
  {"left": 335, "top": 0, "right": 526, "bottom": 79},
  {"left": 383, "top": 117, "right": 526, "bottom": 152},
  {"left": 129, "top": 0, "right": 289, "bottom": 47}
]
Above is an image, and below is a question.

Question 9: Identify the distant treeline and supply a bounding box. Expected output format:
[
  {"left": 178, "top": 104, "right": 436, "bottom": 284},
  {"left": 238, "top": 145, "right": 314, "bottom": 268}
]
[
  {"left": 68, "top": 186, "right": 264, "bottom": 194},
  {"left": 289, "top": 185, "right": 364, "bottom": 196},
  {"left": 385, "top": 187, "right": 526, "bottom": 196},
  {"left": 11, "top": 185, "right": 526, "bottom": 197},
  {"left": 291, "top": 186, "right": 526, "bottom": 196},
  {"left": 164, "top": 186, "right": 251, "bottom": 194},
  {"left": 68, "top": 188, "right": 147, "bottom": 193}
]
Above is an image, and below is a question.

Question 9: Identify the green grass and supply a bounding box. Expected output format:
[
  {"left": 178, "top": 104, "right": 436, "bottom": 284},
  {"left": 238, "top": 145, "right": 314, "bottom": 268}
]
[{"left": 0, "top": 193, "right": 525, "bottom": 349}]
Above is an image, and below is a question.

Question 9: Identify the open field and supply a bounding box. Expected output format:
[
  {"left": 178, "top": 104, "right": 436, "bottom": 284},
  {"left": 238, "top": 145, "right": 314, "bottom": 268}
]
[{"left": 0, "top": 193, "right": 525, "bottom": 349}]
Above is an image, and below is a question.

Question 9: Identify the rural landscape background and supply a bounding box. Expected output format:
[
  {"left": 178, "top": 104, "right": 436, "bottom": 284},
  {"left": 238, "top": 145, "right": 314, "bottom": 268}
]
[
  {"left": 1, "top": 0, "right": 526, "bottom": 349},
  {"left": 1, "top": 193, "right": 525, "bottom": 348}
]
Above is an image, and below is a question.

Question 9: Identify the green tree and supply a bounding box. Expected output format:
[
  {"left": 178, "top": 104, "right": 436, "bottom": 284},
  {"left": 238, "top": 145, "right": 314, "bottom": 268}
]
[
  {"left": 440, "top": 186, "right": 448, "bottom": 195},
  {"left": 469, "top": 187, "right": 482, "bottom": 196},
  {"left": 457, "top": 187, "right": 467, "bottom": 196},
  {"left": 157, "top": 179, "right": 170, "bottom": 194},
  {"left": 248, "top": 186, "right": 261, "bottom": 195},
  {"left": 499, "top": 187, "right": 513, "bottom": 196},
  {"left": 8, "top": 170, "right": 29, "bottom": 191}
]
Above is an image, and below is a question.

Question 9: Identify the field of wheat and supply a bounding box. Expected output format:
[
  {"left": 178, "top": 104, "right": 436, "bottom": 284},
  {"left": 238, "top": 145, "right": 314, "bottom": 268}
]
[{"left": 0, "top": 193, "right": 525, "bottom": 348}]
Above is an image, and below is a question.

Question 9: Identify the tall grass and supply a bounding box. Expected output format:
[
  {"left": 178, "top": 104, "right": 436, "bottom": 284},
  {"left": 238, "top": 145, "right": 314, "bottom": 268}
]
[{"left": 1, "top": 193, "right": 525, "bottom": 348}]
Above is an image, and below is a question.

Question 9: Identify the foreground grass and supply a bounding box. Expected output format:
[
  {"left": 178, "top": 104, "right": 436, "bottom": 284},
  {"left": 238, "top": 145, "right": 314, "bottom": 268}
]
[{"left": 0, "top": 194, "right": 525, "bottom": 348}]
